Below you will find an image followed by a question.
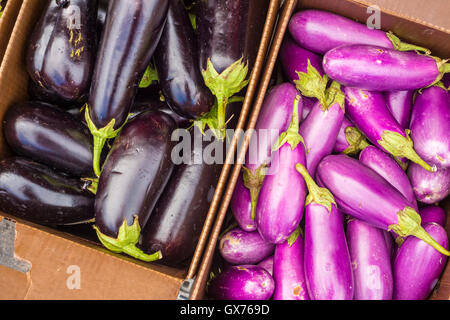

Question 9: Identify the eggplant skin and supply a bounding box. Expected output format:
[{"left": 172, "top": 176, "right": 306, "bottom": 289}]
[
  {"left": 0, "top": 157, "right": 94, "bottom": 225},
  {"left": 26, "top": 0, "right": 98, "bottom": 104},
  {"left": 3, "top": 101, "right": 95, "bottom": 177}
]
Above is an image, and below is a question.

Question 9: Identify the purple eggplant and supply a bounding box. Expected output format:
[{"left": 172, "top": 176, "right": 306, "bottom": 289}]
[
  {"left": 93, "top": 111, "right": 176, "bottom": 262},
  {"left": 154, "top": 0, "right": 214, "bottom": 120},
  {"left": 288, "top": 9, "right": 429, "bottom": 55},
  {"left": 256, "top": 95, "right": 307, "bottom": 244},
  {"left": 257, "top": 255, "right": 273, "bottom": 276},
  {"left": 343, "top": 87, "right": 434, "bottom": 172},
  {"left": 208, "top": 265, "right": 275, "bottom": 300},
  {"left": 359, "top": 145, "right": 417, "bottom": 210},
  {"left": 323, "top": 45, "right": 449, "bottom": 91},
  {"left": 316, "top": 154, "right": 450, "bottom": 256},
  {"left": 420, "top": 205, "right": 447, "bottom": 227},
  {"left": 218, "top": 227, "right": 275, "bottom": 265},
  {"left": 230, "top": 173, "right": 255, "bottom": 232},
  {"left": 130, "top": 99, "right": 191, "bottom": 128},
  {"left": 26, "top": 0, "right": 98, "bottom": 105},
  {"left": 0, "top": 157, "right": 94, "bottom": 225},
  {"left": 393, "top": 222, "right": 449, "bottom": 300},
  {"left": 385, "top": 90, "right": 414, "bottom": 130},
  {"left": 273, "top": 228, "right": 310, "bottom": 300},
  {"left": 407, "top": 163, "right": 450, "bottom": 205},
  {"left": 301, "top": 96, "right": 317, "bottom": 120},
  {"left": 85, "top": 0, "right": 169, "bottom": 177},
  {"left": 346, "top": 218, "right": 393, "bottom": 300},
  {"left": 296, "top": 163, "right": 354, "bottom": 300},
  {"left": 333, "top": 116, "right": 369, "bottom": 156},
  {"left": 3, "top": 101, "right": 95, "bottom": 178},
  {"left": 97, "top": 0, "right": 108, "bottom": 36},
  {"left": 410, "top": 85, "right": 450, "bottom": 169},
  {"left": 443, "top": 73, "right": 450, "bottom": 89}
]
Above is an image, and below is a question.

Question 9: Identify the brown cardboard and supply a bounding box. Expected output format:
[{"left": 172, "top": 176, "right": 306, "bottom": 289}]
[
  {"left": 0, "top": 0, "right": 276, "bottom": 299},
  {"left": 194, "top": 0, "right": 450, "bottom": 300},
  {"left": 0, "top": 0, "right": 22, "bottom": 67}
]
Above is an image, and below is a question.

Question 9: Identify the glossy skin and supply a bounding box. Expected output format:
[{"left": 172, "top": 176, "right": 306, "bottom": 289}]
[
  {"left": 140, "top": 126, "right": 222, "bottom": 266},
  {"left": 359, "top": 146, "right": 417, "bottom": 210},
  {"left": 273, "top": 231, "right": 310, "bottom": 300},
  {"left": 230, "top": 173, "right": 255, "bottom": 232},
  {"left": 323, "top": 45, "right": 440, "bottom": 91},
  {"left": 410, "top": 86, "right": 450, "bottom": 169},
  {"left": 96, "top": 0, "right": 108, "bottom": 36},
  {"left": 0, "top": 157, "right": 94, "bottom": 225},
  {"left": 218, "top": 227, "right": 275, "bottom": 265},
  {"left": 289, "top": 9, "right": 393, "bottom": 55},
  {"left": 3, "top": 101, "right": 94, "bottom": 177},
  {"left": 299, "top": 101, "right": 345, "bottom": 176},
  {"left": 257, "top": 255, "right": 273, "bottom": 276},
  {"left": 385, "top": 90, "right": 414, "bottom": 130},
  {"left": 347, "top": 218, "right": 393, "bottom": 300},
  {"left": 26, "top": 0, "right": 98, "bottom": 104},
  {"left": 407, "top": 163, "right": 450, "bottom": 204},
  {"left": 130, "top": 99, "right": 191, "bottom": 128},
  {"left": 94, "top": 111, "right": 176, "bottom": 238},
  {"left": 88, "top": 0, "right": 169, "bottom": 130},
  {"left": 419, "top": 205, "right": 447, "bottom": 226},
  {"left": 154, "top": 0, "right": 214, "bottom": 119},
  {"left": 304, "top": 204, "right": 354, "bottom": 300},
  {"left": 394, "top": 223, "right": 448, "bottom": 300},
  {"left": 208, "top": 265, "right": 275, "bottom": 300}
]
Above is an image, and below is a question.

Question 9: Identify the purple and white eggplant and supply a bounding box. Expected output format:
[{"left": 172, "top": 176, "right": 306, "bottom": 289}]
[
  {"left": 407, "top": 163, "right": 450, "bottom": 205},
  {"left": 385, "top": 90, "right": 414, "bottom": 130},
  {"left": 419, "top": 205, "right": 447, "bottom": 227}
]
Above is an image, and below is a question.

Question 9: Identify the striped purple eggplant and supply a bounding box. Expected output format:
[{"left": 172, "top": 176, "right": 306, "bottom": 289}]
[
  {"left": 343, "top": 87, "right": 434, "bottom": 172},
  {"left": 385, "top": 90, "right": 414, "bottom": 130},
  {"left": 407, "top": 163, "right": 450, "bottom": 205},
  {"left": 316, "top": 154, "right": 450, "bottom": 256},
  {"left": 296, "top": 163, "right": 354, "bottom": 300},
  {"left": 272, "top": 228, "right": 310, "bottom": 300},
  {"left": 393, "top": 223, "right": 449, "bottom": 300},
  {"left": 333, "top": 116, "right": 369, "bottom": 156},
  {"left": 410, "top": 85, "right": 450, "bottom": 169},
  {"left": 346, "top": 218, "right": 393, "bottom": 300},
  {"left": 419, "top": 205, "right": 447, "bottom": 227}
]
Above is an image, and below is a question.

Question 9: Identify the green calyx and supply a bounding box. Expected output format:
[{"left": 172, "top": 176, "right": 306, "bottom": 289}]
[
  {"left": 295, "top": 163, "right": 336, "bottom": 214},
  {"left": 93, "top": 216, "right": 163, "bottom": 262},
  {"left": 242, "top": 164, "right": 267, "bottom": 220},
  {"left": 388, "top": 207, "right": 450, "bottom": 256},
  {"left": 343, "top": 126, "right": 370, "bottom": 155},
  {"left": 287, "top": 226, "right": 303, "bottom": 247},
  {"left": 386, "top": 31, "right": 431, "bottom": 55},
  {"left": 139, "top": 62, "right": 159, "bottom": 88},
  {"left": 378, "top": 130, "right": 436, "bottom": 172},
  {"left": 81, "top": 177, "right": 99, "bottom": 195}
]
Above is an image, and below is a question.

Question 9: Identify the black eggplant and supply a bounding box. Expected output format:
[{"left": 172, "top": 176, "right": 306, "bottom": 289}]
[
  {"left": 85, "top": 0, "right": 169, "bottom": 177},
  {"left": 26, "top": 0, "right": 98, "bottom": 105},
  {"left": 3, "top": 101, "right": 95, "bottom": 177},
  {"left": 96, "top": 0, "right": 108, "bottom": 37},
  {"left": 93, "top": 110, "right": 176, "bottom": 262},
  {"left": 154, "top": 0, "right": 215, "bottom": 120},
  {"left": 0, "top": 157, "right": 94, "bottom": 225},
  {"left": 131, "top": 100, "right": 191, "bottom": 129}
]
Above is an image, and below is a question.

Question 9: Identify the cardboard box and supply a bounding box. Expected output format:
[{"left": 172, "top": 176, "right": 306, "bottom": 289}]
[
  {"left": 0, "top": 0, "right": 277, "bottom": 299},
  {"left": 192, "top": 0, "right": 450, "bottom": 300},
  {"left": 0, "top": 0, "right": 22, "bottom": 67}
]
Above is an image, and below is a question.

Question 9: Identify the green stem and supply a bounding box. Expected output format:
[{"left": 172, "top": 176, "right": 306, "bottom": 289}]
[
  {"left": 242, "top": 165, "right": 267, "bottom": 220},
  {"left": 92, "top": 135, "right": 106, "bottom": 177},
  {"left": 272, "top": 95, "right": 304, "bottom": 151},
  {"left": 343, "top": 126, "right": 370, "bottom": 155},
  {"left": 386, "top": 31, "right": 431, "bottom": 55},
  {"left": 81, "top": 177, "right": 98, "bottom": 195}
]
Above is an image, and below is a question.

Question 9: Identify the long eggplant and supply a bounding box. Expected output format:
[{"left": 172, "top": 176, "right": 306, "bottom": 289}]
[
  {"left": 93, "top": 111, "right": 176, "bottom": 262},
  {"left": 407, "top": 163, "right": 450, "bottom": 205},
  {"left": 230, "top": 173, "right": 255, "bottom": 232},
  {"left": 420, "top": 205, "right": 447, "bottom": 227},
  {"left": 0, "top": 157, "right": 94, "bottom": 225},
  {"left": 85, "top": 0, "right": 169, "bottom": 177},
  {"left": 3, "top": 101, "right": 95, "bottom": 178},
  {"left": 153, "top": 0, "right": 214, "bottom": 119},
  {"left": 316, "top": 154, "right": 450, "bottom": 256},
  {"left": 385, "top": 90, "right": 414, "bottom": 131},
  {"left": 26, "top": 0, "right": 98, "bottom": 105}
]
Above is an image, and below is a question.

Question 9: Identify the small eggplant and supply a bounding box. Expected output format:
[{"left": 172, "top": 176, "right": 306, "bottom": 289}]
[
  {"left": 393, "top": 222, "right": 449, "bottom": 300},
  {"left": 420, "top": 205, "right": 447, "bottom": 227},
  {"left": 316, "top": 154, "right": 450, "bottom": 256},
  {"left": 3, "top": 101, "right": 95, "bottom": 177},
  {"left": 0, "top": 157, "right": 94, "bottom": 225},
  {"left": 93, "top": 111, "right": 176, "bottom": 262},
  {"left": 257, "top": 255, "right": 274, "bottom": 276},
  {"left": 385, "top": 90, "right": 414, "bottom": 131},
  {"left": 26, "top": 0, "right": 98, "bottom": 105},
  {"left": 407, "top": 163, "right": 450, "bottom": 205}
]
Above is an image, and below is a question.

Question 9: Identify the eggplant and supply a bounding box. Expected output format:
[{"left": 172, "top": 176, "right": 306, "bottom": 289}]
[
  {"left": 256, "top": 95, "right": 307, "bottom": 244},
  {"left": 93, "top": 111, "right": 176, "bottom": 262},
  {"left": 153, "top": 0, "right": 214, "bottom": 120},
  {"left": 26, "top": 0, "right": 98, "bottom": 105},
  {"left": 130, "top": 99, "right": 191, "bottom": 128},
  {"left": 288, "top": 9, "right": 429, "bottom": 55},
  {"left": 393, "top": 223, "right": 449, "bottom": 300},
  {"left": 385, "top": 91, "right": 414, "bottom": 131},
  {"left": 85, "top": 0, "right": 169, "bottom": 177},
  {"left": 316, "top": 154, "right": 450, "bottom": 256},
  {"left": 273, "top": 228, "right": 310, "bottom": 300},
  {"left": 346, "top": 218, "right": 393, "bottom": 300},
  {"left": 420, "top": 205, "right": 447, "bottom": 227},
  {"left": 343, "top": 87, "right": 434, "bottom": 172},
  {"left": 230, "top": 173, "right": 255, "bottom": 232},
  {"left": 0, "top": 157, "right": 94, "bottom": 225},
  {"left": 334, "top": 116, "right": 369, "bottom": 156},
  {"left": 323, "top": 45, "right": 449, "bottom": 91},
  {"left": 207, "top": 265, "right": 275, "bottom": 300},
  {"left": 257, "top": 255, "right": 273, "bottom": 276},
  {"left": 410, "top": 85, "right": 450, "bottom": 169},
  {"left": 3, "top": 101, "right": 95, "bottom": 178},
  {"left": 296, "top": 163, "right": 354, "bottom": 300},
  {"left": 407, "top": 163, "right": 450, "bottom": 205},
  {"left": 97, "top": 0, "right": 108, "bottom": 36},
  {"left": 359, "top": 145, "right": 417, "bottom": 210}
]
